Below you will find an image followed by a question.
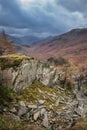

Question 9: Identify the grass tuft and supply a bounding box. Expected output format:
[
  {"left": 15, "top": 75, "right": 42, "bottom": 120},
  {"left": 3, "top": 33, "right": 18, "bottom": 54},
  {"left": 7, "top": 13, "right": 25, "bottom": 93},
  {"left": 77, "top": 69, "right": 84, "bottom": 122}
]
[{"left": 0, "top": 54, "right": 33, "bottom": 70}]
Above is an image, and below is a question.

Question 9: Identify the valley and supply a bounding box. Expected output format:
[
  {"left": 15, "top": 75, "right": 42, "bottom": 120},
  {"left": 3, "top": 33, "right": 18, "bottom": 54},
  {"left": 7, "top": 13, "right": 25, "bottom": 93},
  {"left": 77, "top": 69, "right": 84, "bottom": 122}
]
[
  {"left": 0, "top": 29, "right": 87, "bottom": 130},
  {"left": 19, "top": 28, "right": 87, "bottom": 66}
]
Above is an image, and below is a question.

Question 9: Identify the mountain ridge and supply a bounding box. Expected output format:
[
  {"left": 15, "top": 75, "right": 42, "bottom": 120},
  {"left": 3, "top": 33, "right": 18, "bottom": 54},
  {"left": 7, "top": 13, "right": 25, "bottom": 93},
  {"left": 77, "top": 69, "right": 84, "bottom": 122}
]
[
  {"left": 0, "top": 28, "right": 87, "bottom": 66},
  {"left": 23, "top": 28, "right": 87, "bottom": 65}
]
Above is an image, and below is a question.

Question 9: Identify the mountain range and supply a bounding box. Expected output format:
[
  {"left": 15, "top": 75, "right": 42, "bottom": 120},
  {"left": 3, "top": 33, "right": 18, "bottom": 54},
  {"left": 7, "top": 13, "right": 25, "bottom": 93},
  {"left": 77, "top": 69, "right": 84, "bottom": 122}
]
[
  {"left": 0, "top": 28, "right": 87, "bottom": 130},
  {"left": 19, "top": 28, "right": 87, "bottom": 65},
  {"left": 0, "top": 28, "right": 87, "bottom": 65}
]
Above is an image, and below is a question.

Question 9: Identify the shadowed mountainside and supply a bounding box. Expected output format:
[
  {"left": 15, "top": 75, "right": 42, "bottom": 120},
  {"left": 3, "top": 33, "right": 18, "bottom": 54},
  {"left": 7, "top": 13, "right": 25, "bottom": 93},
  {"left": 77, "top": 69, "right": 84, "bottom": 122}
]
[
  {"left": 0, "top": 28, "right": 87, "bottom": 67},
  {"left": 21, "top": 28, "right": 87, "bottom": 66}
]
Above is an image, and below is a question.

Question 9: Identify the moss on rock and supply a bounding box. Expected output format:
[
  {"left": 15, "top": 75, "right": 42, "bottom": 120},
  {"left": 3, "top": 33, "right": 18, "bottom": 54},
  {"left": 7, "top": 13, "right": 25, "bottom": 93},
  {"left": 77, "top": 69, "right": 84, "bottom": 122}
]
[
  {"left": 0, "top": 54, "right": 32, "bottom": 70},
  {"left": 18, "top": 82, "right": 73, "bottom": 111}
]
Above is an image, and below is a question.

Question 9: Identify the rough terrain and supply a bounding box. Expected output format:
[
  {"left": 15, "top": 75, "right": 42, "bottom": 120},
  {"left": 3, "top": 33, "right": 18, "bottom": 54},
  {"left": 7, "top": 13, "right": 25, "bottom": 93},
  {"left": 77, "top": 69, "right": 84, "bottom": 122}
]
[{"left": 0, "top": 55, "right": 87, "bottom": 130}]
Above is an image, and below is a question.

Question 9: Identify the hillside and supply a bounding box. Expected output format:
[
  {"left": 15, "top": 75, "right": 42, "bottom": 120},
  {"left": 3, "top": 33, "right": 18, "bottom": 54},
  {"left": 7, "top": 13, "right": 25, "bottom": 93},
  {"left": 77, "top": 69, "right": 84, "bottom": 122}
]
[
  {"left": 0, "top": 30, "right": 87, "bottom": 129},
  {"left": 1, "top": 28, "right": 87, "bottom": 67},
  {"left": 0, "top": 28, "right": 86, "bottom": 130},
  {"left": 0, "top": 54, "right": 87, "bottom": 130},
  {"left": 24, "top": 28, "right": 87, "bottom": 66}
]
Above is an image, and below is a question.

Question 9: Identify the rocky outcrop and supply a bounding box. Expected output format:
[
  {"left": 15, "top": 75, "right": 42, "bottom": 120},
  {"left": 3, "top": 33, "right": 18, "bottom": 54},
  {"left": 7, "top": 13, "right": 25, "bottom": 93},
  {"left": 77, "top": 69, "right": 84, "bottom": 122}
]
[
  {"left": 0, "top": 59, "right": 64, "bottom": 92},
  {"left": 0, "top": 58, "right": 87, "bottom": 129}
]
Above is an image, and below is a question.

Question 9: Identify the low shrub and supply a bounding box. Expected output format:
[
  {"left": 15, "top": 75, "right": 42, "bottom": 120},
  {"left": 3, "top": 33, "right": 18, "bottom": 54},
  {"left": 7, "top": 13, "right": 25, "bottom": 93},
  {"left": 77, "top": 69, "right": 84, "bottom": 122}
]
[
  {"left": 47, "top": 56, "right": 68, "bottom": 66},
  {"left": 0, "top": 86, "right": 16, "bottom": 106}
]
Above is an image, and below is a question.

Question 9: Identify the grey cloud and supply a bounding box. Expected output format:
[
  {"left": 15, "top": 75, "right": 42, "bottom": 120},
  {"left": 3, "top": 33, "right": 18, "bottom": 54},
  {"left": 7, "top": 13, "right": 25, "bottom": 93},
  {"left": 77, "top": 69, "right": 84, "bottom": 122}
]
[
  {"left": 58, "top": 0, "right": 87, "bottom": 15},
  {"left": 0, "top": 0, "right": 87, "bottom": 38},
  {"left": 0, "top": 0, "right": 37, "bottom": 28},
  {"left": 0, "top": 0, "right": 67, "bottom": 35}
]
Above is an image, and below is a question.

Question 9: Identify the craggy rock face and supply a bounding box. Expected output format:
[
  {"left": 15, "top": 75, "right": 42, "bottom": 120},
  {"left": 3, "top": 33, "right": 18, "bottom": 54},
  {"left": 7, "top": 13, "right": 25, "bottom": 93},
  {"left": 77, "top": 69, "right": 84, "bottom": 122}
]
[
  {"left": 0, "top": 59, "right": 64, "bottom": 92},
  {"left": 0, "top": 58, "right": 87, "bottom": 129},
  {"left": 0, "top": 59, "right": 87, "bottom": 93}
]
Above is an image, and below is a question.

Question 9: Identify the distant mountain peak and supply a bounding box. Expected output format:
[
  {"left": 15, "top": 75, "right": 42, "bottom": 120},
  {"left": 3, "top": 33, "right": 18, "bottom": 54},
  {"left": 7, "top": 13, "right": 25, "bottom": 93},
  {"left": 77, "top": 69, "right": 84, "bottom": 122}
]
[{"left": 68, "top": 28, "right": 87, "bottom": 35}]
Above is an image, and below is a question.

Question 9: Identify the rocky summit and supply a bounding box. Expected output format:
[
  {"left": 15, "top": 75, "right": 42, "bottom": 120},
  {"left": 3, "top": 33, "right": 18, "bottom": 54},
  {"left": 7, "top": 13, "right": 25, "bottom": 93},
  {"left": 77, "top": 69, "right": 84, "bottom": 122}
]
[{"left": 0, "top": 54, "right": 87, "bottom": 130}]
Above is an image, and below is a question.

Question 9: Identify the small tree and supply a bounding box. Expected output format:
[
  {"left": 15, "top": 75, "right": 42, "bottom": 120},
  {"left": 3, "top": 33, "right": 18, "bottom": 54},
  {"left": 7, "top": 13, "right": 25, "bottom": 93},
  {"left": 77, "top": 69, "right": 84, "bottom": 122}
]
[
  {"left": 0, "top": 30, "right": 16, "bottom": 55},
  {"left": 1, "top": 30, "right": 7, "bottom": 41}
]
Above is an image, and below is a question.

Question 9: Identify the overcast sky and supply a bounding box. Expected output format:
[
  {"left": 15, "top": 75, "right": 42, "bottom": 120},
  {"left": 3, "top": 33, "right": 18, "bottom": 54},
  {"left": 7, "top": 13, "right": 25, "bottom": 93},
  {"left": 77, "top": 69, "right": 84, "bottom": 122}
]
[{"left": 0, "top": 0, "right": 87, "bottom": 37}]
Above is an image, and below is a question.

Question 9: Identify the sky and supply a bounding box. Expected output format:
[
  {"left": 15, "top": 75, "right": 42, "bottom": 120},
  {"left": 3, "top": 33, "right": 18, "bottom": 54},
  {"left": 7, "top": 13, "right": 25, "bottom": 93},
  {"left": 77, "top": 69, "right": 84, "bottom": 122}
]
[{"left": 0, "top": 0, "right": 87, "bottom": 37}]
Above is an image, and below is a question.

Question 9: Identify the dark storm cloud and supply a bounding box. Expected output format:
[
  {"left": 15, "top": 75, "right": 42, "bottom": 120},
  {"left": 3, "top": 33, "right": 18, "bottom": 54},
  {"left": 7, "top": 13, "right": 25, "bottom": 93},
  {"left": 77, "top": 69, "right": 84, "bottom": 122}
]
[
  {"left": 0, "top": 0, "right": 67, "bottom": 35},
  {"left": 0, "top": 0, "right": 22, "bottom": 26},
  {"left": 0, "top": 0, "right": 87, "bottom": 37},
  {"left": 0, "top": 0, "right": 37, "bottom": 28}
]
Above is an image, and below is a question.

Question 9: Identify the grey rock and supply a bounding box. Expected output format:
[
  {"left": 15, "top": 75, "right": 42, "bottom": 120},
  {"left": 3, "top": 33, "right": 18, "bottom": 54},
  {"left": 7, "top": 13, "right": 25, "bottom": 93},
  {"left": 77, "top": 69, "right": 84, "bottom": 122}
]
[
  {"left": 40, "top": 108, "right": 49, "bottom": 128},
  {"left": 33, "top": 111, "right": 40, "bottom": 121},
  {"left": 58, "top": 125, "right": 63, "bottom": 130},
  {"left": 74, "top": 108, "right": 83, "bottom": 116},
  {"left": 9, "top": 107, "right": 17, "bottom": 113},
  {"left": 18, "top": 101, "right": 27, "bottom": 117},
  {"left": 19, "top": 101, "right": 26, "bottom": 107},
  {"left": 38, "top": 106, "right": 46, "bottom": 109},
  {"left": 9, "top": 113, "right": 20, "bottom": 121},
  {"left": 18, "top": 107, "right": 27, "bottom": 117},
  {"left": 42, "top": 111, "right": 48, "bottom": 128},
  {"left": 28, "top": 105, "right": 37, "bottom": 109},
  {"left": 72, "top": 114, "right": 78, "bottom": 118},
  {"left": 18, "top": 106, "right": 27, "bottom": 117},
  {"left": 25, "top": 112, "right": 30, "bottom": 121},
  {"left": 38, "top": 100, "right": 45, "bottom": 105},
  {"left": 40, "top": 108, "right": 46, "bottom": 116},
  {"left": 17, "top": 101, "right": 27, "bottom": 117},
  {"left": 3, "top": 108, "right": 7, "bottom": 112}
]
